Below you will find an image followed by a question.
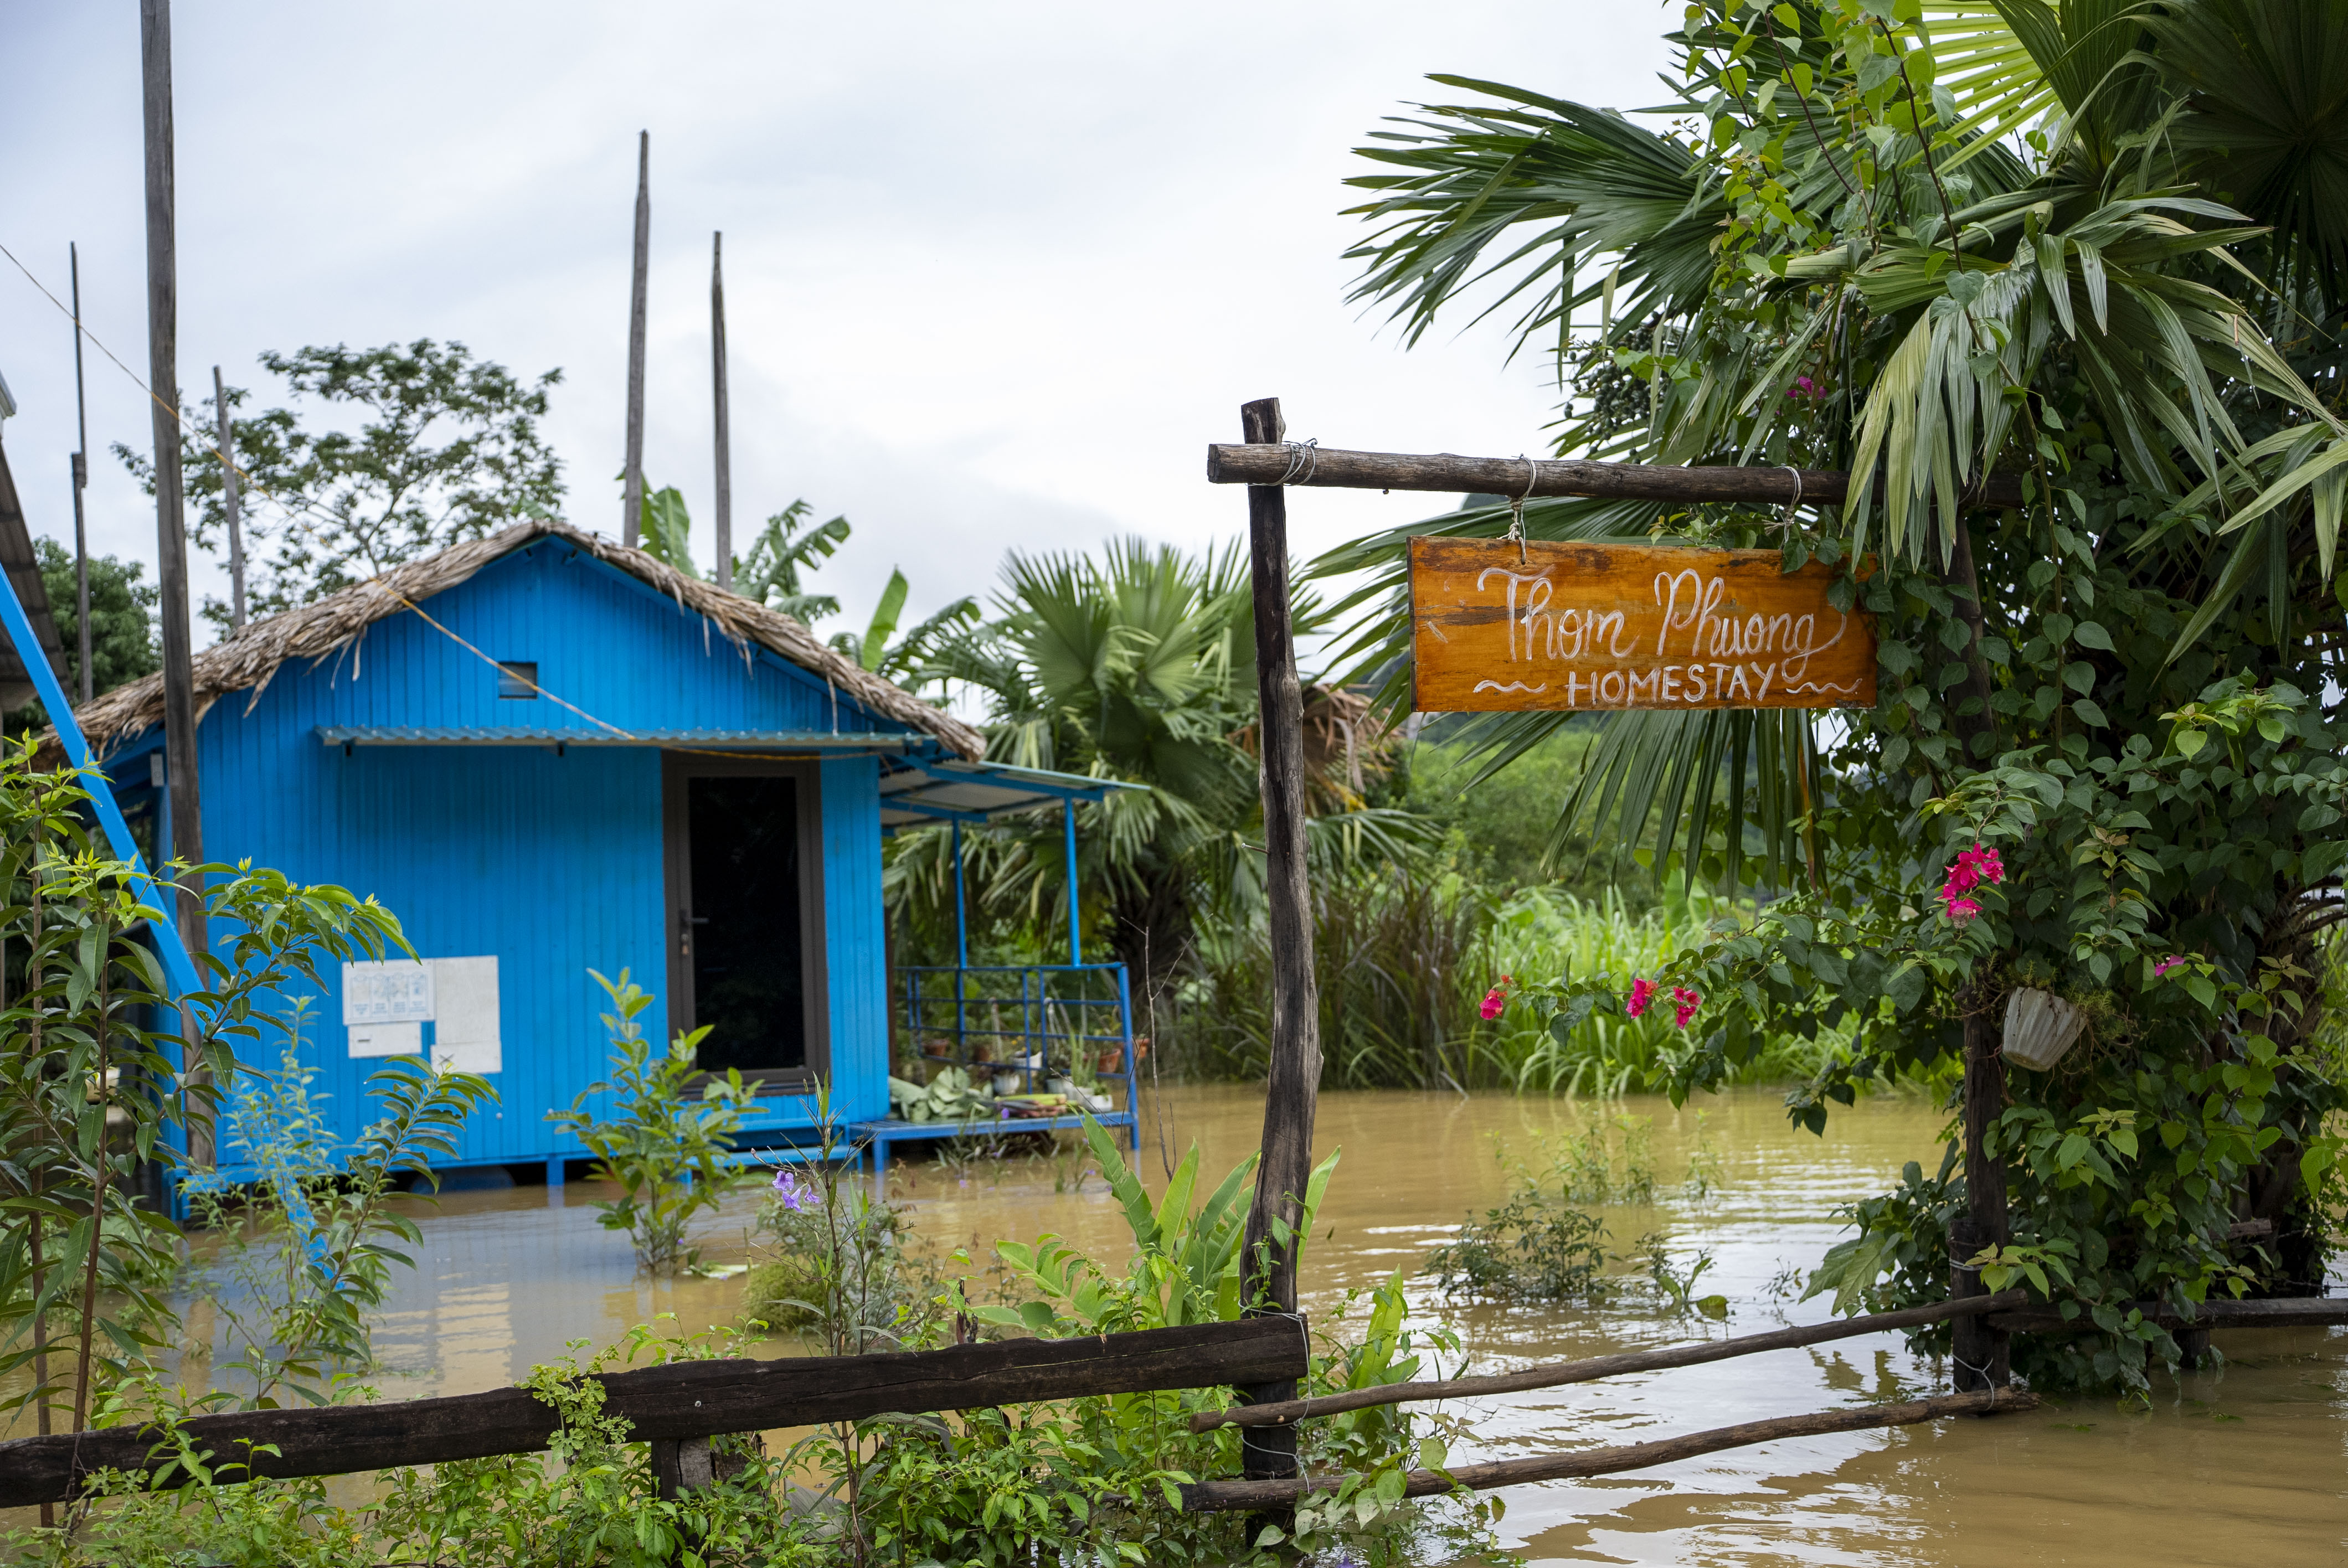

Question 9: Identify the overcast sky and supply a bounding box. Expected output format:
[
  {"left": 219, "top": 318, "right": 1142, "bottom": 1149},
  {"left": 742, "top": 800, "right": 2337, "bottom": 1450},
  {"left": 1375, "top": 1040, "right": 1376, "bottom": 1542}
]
[{"left": 3, "top": 2, "right": 1673, "bottom": 659}]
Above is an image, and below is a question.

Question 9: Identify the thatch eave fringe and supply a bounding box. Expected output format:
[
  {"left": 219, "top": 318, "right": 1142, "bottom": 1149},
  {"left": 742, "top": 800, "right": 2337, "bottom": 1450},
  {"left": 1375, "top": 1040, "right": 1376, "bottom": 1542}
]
[{"left": 35, "top": 519, "right": 984, "bottom": 765}]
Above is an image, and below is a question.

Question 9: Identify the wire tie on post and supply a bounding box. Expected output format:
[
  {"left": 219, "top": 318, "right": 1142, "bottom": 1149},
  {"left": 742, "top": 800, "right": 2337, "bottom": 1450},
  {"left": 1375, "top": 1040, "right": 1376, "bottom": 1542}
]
[
  {"left": 1778, "top": 466, "right": 1805, "bottom": 532},
  {"left": 1509, "top": 455, "right": 1542, "bottom": 564},
  {"left": 1277, "top": 439, "right": 1320, "bottom": 487}
]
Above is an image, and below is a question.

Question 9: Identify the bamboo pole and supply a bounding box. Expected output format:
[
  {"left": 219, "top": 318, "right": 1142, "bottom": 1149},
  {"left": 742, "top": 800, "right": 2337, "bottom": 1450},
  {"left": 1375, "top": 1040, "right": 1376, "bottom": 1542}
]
[
  {"left": 212, "top": 366, "right": 245, "bottom": 628},
  {"left": 68, "top": 243, "right": 91, "bottom": 705},
  {"left": 621, "top": 130, "right": 650, "bottom": 547},
  {"left": 710, "top": 230, "right": 732, "bottom": 592},
  {"left": 1191, "top": 1288, "right": 2028, "bottom": 1432},
  {"left": 1203, "top": 442, "right": 2028, "bottom": 509},
  {"left": 1179, "top": 1388, "right": 2039, "bottom": 1512}
]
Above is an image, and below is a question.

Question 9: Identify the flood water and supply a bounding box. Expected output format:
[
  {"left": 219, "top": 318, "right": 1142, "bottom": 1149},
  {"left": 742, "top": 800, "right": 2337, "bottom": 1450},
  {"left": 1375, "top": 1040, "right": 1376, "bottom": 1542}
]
[{"left": 25, "top": 1085, "right": 2348, "bottom": 1561}]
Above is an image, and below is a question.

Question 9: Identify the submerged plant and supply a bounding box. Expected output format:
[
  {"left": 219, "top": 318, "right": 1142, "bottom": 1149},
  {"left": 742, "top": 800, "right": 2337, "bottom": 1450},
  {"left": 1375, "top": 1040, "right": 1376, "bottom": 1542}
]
[
  {"left": 183, "top": 1030, "right": 493, "bottom": 1407},
  {"left": 547, "top": 969, "right": 751, "bottom": 1276}
]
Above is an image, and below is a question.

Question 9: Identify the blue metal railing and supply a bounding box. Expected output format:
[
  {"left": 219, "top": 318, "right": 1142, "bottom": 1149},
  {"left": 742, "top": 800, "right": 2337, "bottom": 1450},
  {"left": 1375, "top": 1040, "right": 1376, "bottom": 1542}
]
[{"left": 893, "top": 963, "right": 1136, "bottom": 1117}]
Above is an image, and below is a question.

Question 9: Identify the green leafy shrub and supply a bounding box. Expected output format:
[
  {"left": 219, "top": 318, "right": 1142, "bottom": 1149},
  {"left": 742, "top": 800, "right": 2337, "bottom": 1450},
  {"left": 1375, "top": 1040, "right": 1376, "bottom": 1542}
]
[
  {"left": 183, "top": 1034, "right": 493, "bottom": 1406},
  {"left": 547, "top": 969, "right": 751, "bottom": 1276}
]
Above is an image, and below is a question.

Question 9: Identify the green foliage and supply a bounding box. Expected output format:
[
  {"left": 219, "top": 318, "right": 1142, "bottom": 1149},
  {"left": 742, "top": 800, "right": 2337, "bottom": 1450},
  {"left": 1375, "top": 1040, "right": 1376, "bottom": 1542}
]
[
  {"left": 1806, "top": 1152, "right": 1964, "bottom": 1325},
  {"left": 1165, "top": 878, "right": 1844, "bottom": 1093},
  {"left": 1321, "top": 0, "right": 2348, "bottom": 1389},
  {"left": 635, "top": 483, "right": 697, "bottom": 577},
  {"left": 0, "top": 740, "right": 420, "bottom": 1435},
  {"left": 183, "top": 1037, "right": 494, "bottom": 1408},
  {"left": 2, "top": 539, "right": 158, "bottom": 734},
  {"left": 1427, "top": 1129, "right": 1728, "bottom": 1317},
  {"left": 890, "top": 537, "right": 1432, "bottom": 994},
  {"left": 546, "top": 970, "right": 749, "bottom": 1276},
  {"left": 122, "top": 341, "right": 564, "bottom": 626},
  {"left": 744, "top": 1098, "right": 936, "bottom": 1353},
  {"left": 1398, "top": 726, "right": 1652, "bottom": 900},
  {"left": 729, "top": 498, "right": 852, "bottom": 622},
  {"left": 1427, "top": 1183, "right": 1608, "bottom": 1303}
]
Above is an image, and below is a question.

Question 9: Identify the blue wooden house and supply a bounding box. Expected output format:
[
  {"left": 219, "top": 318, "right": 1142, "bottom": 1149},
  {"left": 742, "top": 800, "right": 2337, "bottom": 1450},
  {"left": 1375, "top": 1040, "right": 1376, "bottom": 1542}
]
[{"left": 55, "top": 520, "right": 1137, "bottom": 1182}]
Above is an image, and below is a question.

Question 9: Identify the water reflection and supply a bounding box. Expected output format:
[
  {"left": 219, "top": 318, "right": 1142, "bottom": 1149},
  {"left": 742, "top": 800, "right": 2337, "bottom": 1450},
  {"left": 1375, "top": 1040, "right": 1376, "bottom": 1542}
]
[{"left": 20, "top": 1085, "right": 2346, "bottom": 1563}]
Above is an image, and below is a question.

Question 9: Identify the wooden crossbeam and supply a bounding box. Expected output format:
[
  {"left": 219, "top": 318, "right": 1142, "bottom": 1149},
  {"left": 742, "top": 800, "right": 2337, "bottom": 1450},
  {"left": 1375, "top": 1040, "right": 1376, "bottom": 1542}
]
[
  {"left": 1203, "top": 443, "right": 2028, "bottom": 509},
  {"left": 1190, "top": 1289, "right": 2027, "bottom": 1432},
  {"left": 1178, "top": 1388, "right": 2037, "bottom": 1512},
  {"left": 0, "top": 1318, "right": 1307, "bottom": 1508},
  {"left": 1986, "top": 1294, "right": 2348, "bottom": 1335}
]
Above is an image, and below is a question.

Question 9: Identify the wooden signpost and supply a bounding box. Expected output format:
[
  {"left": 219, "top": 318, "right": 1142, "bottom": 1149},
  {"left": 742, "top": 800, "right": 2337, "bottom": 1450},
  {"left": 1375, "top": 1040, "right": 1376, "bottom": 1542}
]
[{"left": 1409, "top": 538, "right": 1875, "bottom": 714}]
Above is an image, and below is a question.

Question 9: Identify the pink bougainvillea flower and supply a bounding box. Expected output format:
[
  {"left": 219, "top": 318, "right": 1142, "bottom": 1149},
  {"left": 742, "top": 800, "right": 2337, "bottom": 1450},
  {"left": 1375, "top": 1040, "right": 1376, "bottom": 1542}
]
[
  {"left": 1626, "top": 977, "right": 1659, "bottom": 1018},
  {"left": 1786, "top": 375, "right": 1819, "bottom": 400},
  {"left": 1670, "top": 986, "right": 1702, "bottom": 1029},
  {"left": 1938, "top": 844, "right": 2004, "bottom": 921},
  {"left": 1480, "top": 976, "right": 1514, "bottom": 1020},
  {"left": 2154, "top": 955, "right": 2186, "bottom": 978},
  {"left": 1951, "top": 844, "right": 2004, "bottom": 889}
]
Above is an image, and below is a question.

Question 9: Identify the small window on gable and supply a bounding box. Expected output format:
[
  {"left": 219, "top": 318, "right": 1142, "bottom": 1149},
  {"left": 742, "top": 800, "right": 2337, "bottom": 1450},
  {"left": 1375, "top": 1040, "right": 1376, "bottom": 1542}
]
[{"left": 497, "top": 661, "right": 540, "bottom": 699}]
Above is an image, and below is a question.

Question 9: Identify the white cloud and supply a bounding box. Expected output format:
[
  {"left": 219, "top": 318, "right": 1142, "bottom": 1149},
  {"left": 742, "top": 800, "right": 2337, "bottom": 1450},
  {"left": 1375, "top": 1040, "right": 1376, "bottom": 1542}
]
[{"left": 1, "top": 0, "right": 1672, "bottom": 660}]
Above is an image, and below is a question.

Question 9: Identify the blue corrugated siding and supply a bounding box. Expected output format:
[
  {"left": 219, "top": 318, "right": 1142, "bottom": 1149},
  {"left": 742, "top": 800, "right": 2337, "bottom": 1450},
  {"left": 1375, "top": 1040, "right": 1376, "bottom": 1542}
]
[
  {"left": 173, "top": 541, "right": 907, "bottom": 1164},
  {"left": 820, "top": 756, "right": 889, "bottom": 1123}
]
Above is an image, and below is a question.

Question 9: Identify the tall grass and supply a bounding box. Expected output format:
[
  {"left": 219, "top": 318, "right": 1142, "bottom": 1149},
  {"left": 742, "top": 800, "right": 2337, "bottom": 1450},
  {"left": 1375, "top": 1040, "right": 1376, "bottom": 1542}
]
[{"left": 1155, "top": 877, "right": 1849, "bottom": 1094}]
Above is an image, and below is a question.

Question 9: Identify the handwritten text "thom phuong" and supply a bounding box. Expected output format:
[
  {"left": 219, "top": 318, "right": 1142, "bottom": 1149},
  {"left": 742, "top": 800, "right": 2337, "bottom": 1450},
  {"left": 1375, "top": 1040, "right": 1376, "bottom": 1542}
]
[{"left": 1466, "top": 565, "right": 1861, "bottom": 706}]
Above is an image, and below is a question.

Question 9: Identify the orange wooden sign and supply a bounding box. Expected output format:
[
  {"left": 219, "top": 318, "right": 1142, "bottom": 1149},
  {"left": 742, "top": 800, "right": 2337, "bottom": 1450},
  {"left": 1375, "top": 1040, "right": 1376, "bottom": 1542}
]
[{"left": 1409, "top": 538, "right": 1875, "bottom": 713}]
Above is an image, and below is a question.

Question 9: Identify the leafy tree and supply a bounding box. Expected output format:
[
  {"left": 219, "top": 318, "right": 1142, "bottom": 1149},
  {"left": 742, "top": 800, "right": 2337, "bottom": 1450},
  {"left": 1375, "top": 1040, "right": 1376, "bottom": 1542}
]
[
  {"left": 1324, "top": 0, "right": 2348, "bottom": 1391},
  {"left": 828, "top": 566, "right": 980, "bottom": 683},
  {"left": 635, "top": 484, "right": 697, "bottom": 577},
  {"left": 730, "top": 499, "right": 853, "bottom": 623},
  {"left": 895, "top": 539, "right": 1425, "bottom": 990},
  {"left": 2, "top": 540, "right": 158, "bottom": 734},
  {"left": 631, "top": 483, "right": 977, "bottom": 678},
  {"left": 118, "top": 340, "right": 564, "bottom": 627}
]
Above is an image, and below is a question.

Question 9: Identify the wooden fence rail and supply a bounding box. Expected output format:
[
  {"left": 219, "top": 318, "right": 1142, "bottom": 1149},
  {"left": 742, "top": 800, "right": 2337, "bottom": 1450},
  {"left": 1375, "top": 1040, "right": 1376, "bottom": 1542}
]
[
  {"left": 1985, "top": 1295, "right": 2348, "bottom": 1334},
  {"left": 1180, "top": 1388, "right": 2036, "bottom": 1512},
  {"left": 0, "top": 1318, "right": 1308, "bottom": 1508},
  {"left": 1191, "top": 1289, "right": 2029, "bottom": 1432}
]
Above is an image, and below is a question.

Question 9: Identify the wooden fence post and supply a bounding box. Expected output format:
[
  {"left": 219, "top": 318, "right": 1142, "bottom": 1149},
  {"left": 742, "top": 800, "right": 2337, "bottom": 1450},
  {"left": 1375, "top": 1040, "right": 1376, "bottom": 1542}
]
[
  {"left": 1234, "top": 396, "right": 1321, "bottom": 1485},
  {"left": 1950, "top": 989, "right": 2011, "bottom": 1391}
]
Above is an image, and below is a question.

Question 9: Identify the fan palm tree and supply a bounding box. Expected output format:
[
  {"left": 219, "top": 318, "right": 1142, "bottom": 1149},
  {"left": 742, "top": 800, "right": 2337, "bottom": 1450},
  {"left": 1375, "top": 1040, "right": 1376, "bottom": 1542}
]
[
  {"left": 1321, "top": 0, "right": 2348, "bottom": 891},
  {"left": 898, "top": 539, "right": 1425, "bottom": 989}
]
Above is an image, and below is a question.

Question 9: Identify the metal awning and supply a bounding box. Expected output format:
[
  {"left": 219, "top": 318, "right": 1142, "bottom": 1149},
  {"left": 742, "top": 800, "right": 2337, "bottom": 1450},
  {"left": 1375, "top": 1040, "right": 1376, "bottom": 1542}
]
[
  {"left": 878, "top": 757, "right": 1144, "bottom": 828},
  {"left": 0, "top": 440, "right": 68, "bottom": 712},
  {"left": 316, "top": 726, "right": 927, "bottom": 752}
]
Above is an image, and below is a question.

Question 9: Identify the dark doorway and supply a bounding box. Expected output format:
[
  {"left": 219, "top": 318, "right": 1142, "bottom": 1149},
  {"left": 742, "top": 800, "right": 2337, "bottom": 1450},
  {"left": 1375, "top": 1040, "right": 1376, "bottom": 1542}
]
[{"left": 664, "top": 759, "right": 826, "bottom": 1090}]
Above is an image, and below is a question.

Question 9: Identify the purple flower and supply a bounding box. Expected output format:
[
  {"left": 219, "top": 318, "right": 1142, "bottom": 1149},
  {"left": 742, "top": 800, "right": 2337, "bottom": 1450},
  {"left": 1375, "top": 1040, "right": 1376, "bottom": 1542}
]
[
  {"left": 771, "top": 1168, "right": 813, "bottom": 1211},
  {"left": 2154, "top": 955, "right": 2186, "bottom": 978}
]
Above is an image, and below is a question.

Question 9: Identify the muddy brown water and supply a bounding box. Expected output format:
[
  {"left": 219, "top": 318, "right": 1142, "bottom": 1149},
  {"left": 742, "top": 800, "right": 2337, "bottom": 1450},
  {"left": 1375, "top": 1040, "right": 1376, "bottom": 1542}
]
[{"left": 19, "top": 1085, "right": 2348, "bottom": 1561}]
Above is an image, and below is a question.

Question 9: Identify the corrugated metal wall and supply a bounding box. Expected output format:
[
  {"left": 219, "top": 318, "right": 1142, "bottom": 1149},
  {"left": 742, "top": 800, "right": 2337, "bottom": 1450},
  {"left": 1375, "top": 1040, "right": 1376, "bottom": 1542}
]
[{"left": 175, "top": 540, "right": 903, "bottom": 1167}]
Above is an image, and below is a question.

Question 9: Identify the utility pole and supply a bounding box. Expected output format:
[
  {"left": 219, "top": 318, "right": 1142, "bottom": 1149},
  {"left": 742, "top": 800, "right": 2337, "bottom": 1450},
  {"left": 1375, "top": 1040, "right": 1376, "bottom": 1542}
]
[
  {"left": 142, "top": 0, "right": 208, "bottom": 1165},
  {"left": 622, "top": 131, "right": 649, "bottom": 547},
  {"left": 68, "top": 245, "right": 91, "bottom": 704},
  {"left": 710, "top": 230, "right": 732, "bottom": 592},
  {"left": 212, "top": 367, "right": 245, "bottom": 628}
]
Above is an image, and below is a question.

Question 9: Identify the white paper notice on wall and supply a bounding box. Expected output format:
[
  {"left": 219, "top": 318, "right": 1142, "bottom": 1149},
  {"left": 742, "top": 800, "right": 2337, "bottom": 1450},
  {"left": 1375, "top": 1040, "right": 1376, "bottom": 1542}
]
[
  {"left": 427, "top": 956, "right": 501, "bottom": 1076},
  {"left": 343, "top": 961, "right": 435, "bottom": 1025},
  {"left": 348, "top": 1020, "right": 423, "bottom": 1058}
]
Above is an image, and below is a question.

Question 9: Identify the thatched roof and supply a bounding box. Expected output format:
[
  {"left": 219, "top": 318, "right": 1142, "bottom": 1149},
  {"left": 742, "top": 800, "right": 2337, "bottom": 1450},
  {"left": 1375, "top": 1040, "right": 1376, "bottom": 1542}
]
[{"left": 43, "top": 518, "right": 983, "bottom": 763}]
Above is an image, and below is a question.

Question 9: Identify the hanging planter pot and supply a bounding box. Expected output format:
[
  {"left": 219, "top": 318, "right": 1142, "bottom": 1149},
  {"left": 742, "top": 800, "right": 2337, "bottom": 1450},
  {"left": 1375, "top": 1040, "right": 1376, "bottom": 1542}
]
[{"left": 2002, "top": 987, "right": 2087, "bottom": 1071}]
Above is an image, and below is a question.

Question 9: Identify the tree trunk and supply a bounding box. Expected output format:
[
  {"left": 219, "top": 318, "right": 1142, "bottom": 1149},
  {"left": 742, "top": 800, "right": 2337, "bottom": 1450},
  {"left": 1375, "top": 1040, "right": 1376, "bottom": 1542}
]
[{"left": 1950, "top": 990, "right": 2010, "bottom": 1391}]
